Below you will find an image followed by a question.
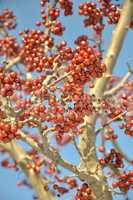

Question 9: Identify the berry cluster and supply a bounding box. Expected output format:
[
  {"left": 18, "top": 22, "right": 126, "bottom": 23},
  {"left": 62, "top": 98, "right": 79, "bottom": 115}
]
[
  {"left": 79, "top": 2, "right": 103, "bottom": 26},
  {"left": 100, "top": 90, "right": 133, "bottom": 137},
  {"left": 24, "top": 75, "right": 46, "bottom": 94},
  {"left": 66, "top": 37, "right": 106, "bottom": 82},
  {"left": 0, "top": 36, "right": 20, "bottom": 58},
  {"left": 0, "top": 9, "right": 17, "bottom": 30},
  {"left": 48, "top": 8, "right": 60, "bottom": 21},
  {"left": 59, "top": 45, "right": 73, "bottom": 61},
  {"left": 65, "top": 177, "right": 77, "bottom": 189},
  {"left": 99, "top": 0, "right": 120, "bottom": 24},
  {"left": 102, "top": 127, "right": 118, "bottom": 142},
  {"left": 73, "top": 93, "right": 93, "bottom": 116},
  {"left": 99, "top": 148, "right": 123, "bottom": 168},
  {"left": 40, "top": 0, "right": 71, "bottom": 37},
  {"left": 119, "top": 118, "right": 133, "bottom": 137},
  {"left": 0, "top": 71, "right": 21, "bottom": 97},
  {"left": 20, "top": 30, "right": 54, "bottom": 71},
  {"left": 112, "top": 170, "right": 133, "bottom": 193},
  {"left": 51, "top": 20, "right": 65, "bottom": 36},
  {"left": 79, "top": 0, "right": 133, "bottom": 31},
  {"left": 75, "top": 183, "right": 92, "bottom": 200},
  {"left": 25, "top": 158, "right": 44, "bottom": 174},
  {"left": 58, "top": 0, "right": 73, "bottom": 16},
  {"left": 0, "top": 122, "right": 20, "bottom": 143}
]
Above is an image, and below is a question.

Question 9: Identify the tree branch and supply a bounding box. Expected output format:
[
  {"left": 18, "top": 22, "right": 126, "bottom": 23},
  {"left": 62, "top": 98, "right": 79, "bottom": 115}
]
[
  {"left": 4, "top": 56, "right": 21, "bottom": 72},
  {"left": 0, "top": 141, "right": 54, "bottom": 200},
  {"left": 20, "top": 130, "right": 79, "bottom": 176},
  {"left": 104, "top": 63, "right": 133, "bottom": 97}
]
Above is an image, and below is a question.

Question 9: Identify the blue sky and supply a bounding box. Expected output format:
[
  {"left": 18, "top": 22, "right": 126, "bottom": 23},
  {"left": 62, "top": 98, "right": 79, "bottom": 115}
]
[{"left": 0, "top": 0, "right": 133, "bottom": 200}]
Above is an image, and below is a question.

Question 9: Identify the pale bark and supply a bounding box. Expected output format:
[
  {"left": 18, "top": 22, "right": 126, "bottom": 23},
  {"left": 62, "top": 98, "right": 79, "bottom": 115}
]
[{"left": 0, "top": 141, "right": 54, "bottom": 200}]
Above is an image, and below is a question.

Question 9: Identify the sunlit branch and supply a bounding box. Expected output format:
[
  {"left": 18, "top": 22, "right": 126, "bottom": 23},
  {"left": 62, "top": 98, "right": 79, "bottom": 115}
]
[
  {"left": 20, "top": 130, "right": 80, "bottom": 176},
  {"left": 4, "top": 56, "right": 21, "bottom": 72},
  {"left": 0, "top": 141, "right": 54, "bottom": 200},
  {"left": 47, "top": 71, "right": 72, "bottom": 88},
  {"left": 95, "top": 110, "right": 128, "bottom": 135}
]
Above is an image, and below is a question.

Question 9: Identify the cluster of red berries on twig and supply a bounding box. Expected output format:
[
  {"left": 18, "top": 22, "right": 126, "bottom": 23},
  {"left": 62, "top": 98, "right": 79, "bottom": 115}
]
[
  {"left": 48, "top": 8, "right": 60, "bottom": 21},
  {"left": 79, "top": 0, "right": 133, "bottom": 32},
  {"left": 99, "top": 0, "right": 120, "bottom": 24},
  {"left": 75, "top": 183, "right": 92, "bottom": 200},
  {"left": 0, "top": 70, "right": 21, "bottom": 97},
  {"left": 64, "top": 36, "right": 106, "bottom": 88},
  {"left": 58, "top": 0, "right": 73, "bottom": 16},
  {"left": 39, "top": 0, "right": 72, "bottom": 37},
  {"left": 0, "top": 36, "right": 20, "bottom": 58},
  {"left": 119, "top": 117, "right": 133, "bottom": 137},
  {"left": 0, "top": 9, "right": 17, "bottom": 30},
  {"left": 119, "top": 93, "right": 133, "bottom": 136},
  {"left": 112, "top": 170, "right": 133, "bottom": 193},
  {"left": 20, "top": 29, "right": 54, "bottom": 71},
  {"left": 99, "top": 148, "right": 123, "bottom": 168},
  {"left": 79, "top": 2, "right": 103, "bottom": 27},
  {"left": 0, "top": 122, "right": 20, "bottom": 143},
  {"left": 50, "top": 20, "right": 65, "bottom": 36}
]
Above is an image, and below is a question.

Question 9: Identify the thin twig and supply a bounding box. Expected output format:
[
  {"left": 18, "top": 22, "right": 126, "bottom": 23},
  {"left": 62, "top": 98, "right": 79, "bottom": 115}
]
[
  {"left": 104, "top": 63, "right": 133, "bottom": 97},
  {"left": 95, "top": 110, "right": 128, "bottom": 135}
]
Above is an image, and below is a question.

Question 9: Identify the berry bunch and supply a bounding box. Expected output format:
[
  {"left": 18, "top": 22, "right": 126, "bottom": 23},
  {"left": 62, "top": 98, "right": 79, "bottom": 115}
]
[
  {"left": 73, "top": 93, "right": 93, "bottom": 116},
  {"left": 20, "top": 30, "right": 54, "bottom": 71},
  {"left": 99, "top": 148, "right": 123, "bottom": 168},
  {"left": 99, "top": 0, "right": 120, "bottom": 24},
  {"left": 0, "top": 36, "right": 20, "bottom": 58},
  {"left": 0, "top": 71, "right": 21, "bottom": 97},
  {"left": 51, "top": 20, "right": 65, "bottom": 36},
  {"left": 1, "top": 159, "right": 18, "bottom": 171},
  {"left": 40, "top": 0, "right": 72, "bottom": 37},
  {"left": 0, "top": 9, "right": 17, "bottom": 30},
  {"left": 58, "top": 0, "right": 73, "bottom": 16},
  {"left": 79, "top": 2, "right": 103, "bottom": 26},
  {"left": 24, "top": 75, "right": 46, "bottom": 94},
  {"left": 79, "top": 0, "right": 133, "bottom": 30},
  {"left": 0, "top": 122, "right": 20, "bottom": 143},
  {"left": 48, "top": 8, "right": 60, "bottom": 21},
  {"left": 75, "top": 183, "right": 92, "bottom": 200},
  {"left": 53, "top": 184, "right": 69, "bottom": 195},
  {"left": 112, "top": 170, "right": 133, "bottom": 192},
  {"left": 66, "top": 38, "right": 106, "bottom": 82}
]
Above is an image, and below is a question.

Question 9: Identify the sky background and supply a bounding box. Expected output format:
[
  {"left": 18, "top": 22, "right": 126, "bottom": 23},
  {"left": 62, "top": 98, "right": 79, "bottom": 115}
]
[{"left": 0, "top": 0, "right": 133, "bottom": 200}]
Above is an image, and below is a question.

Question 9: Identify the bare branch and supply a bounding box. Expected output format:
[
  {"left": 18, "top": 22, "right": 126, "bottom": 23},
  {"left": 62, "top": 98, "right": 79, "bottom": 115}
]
[
  {"left": 104, "top": 63, "right": 133, "bottom": 97},
  {"left": 95, "top": 110, "right": 128, "bottom": 135},
  {"left": 20, "top": 130, "right": 79, "bottom": 176},
  {"left": 3, "top": 56, "right": 21, "bottom": 72},
  {"left": 0, "top": 141, "right": 54, "bottom": 200}
]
